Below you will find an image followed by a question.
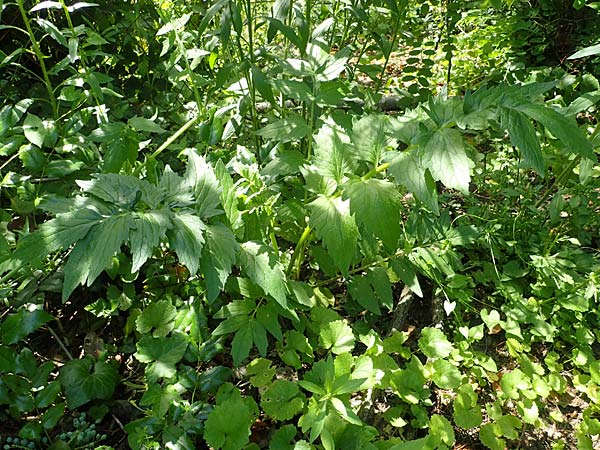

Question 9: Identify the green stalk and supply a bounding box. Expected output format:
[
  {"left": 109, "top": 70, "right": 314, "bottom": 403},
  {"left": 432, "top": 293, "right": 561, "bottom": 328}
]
[
  {"left": 17, "top": 0, "right": 58, "bottom": 119},
  {"left": 361, "top": 162, "right": 390, "bottom": 181},
  {"left": 287, "top": 225, "right": 313, "bottom": 279},
  {"left": 149, "top": 115, "right": 200, "bottom": 160}
]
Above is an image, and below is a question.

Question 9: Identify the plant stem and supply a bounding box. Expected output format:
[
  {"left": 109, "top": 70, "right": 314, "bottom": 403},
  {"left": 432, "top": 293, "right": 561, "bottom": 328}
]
[
  {"left": 361, "top": 162, "right": 390, "bottom": 181},
  {"left": 17, "top": 0, "right": 58, "bottom": 119},
  {"left": 287, "top": 225, "right": 313, "bottom": 278},
  {"left": 149, "top": 115, "right": 200, "bottom": 160}
]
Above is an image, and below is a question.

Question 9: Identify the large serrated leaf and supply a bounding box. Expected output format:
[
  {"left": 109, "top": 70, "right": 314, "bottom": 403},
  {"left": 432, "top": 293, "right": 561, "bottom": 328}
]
[
  {"left": 239, "top": 241, "right": 288, "bottom": 310},
  {"left": 421, "top": 128, "right": 474, "bottom": 194},
  {"left": 388, "top": 151, "right": 439, "bottom": 215},
  {"left": 344, "top": 178, "right": 401, "bottom": 251},
  {"left": 312, "top": 123, "right": 354, "bottom": 184},
  {"left": 130, "top": 209, "right": 171, "bottom": 272},
  {"left": 308, "top": 195, "right": 359, "bottom": 276},
  {"left": 184, "top": 150, "right": 222, "bottom": 218},
  {"left": 255, "top": 115, "right": 311, "bottom": 143},
  {"left": 169, "top": 213, "right": 206, "bottom": 276},
  {"left": 134, "top": 333, "right": 188, "bottom": 381},
  {"left": 351, "top": 115, "right": 392, "bottom": 164},
  {"left": 201, "top": 224, "right": 239, "bottom": 303},
  {"left": 500, "top": 107, "right": 545, "bottom": 175},
  {"left": 1, "top": 309, "right": 53, "bottom": 345}
]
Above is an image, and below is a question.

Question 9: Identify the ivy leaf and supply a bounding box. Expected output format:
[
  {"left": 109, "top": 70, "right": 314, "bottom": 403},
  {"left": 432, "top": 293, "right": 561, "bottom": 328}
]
[
  {"left": 453, "top": 383, "right": 482, "bottom": 429},
  {"left": 1, "top": 309, "right": 53, "bottom": 345},
  {"left": 239, "top": 241, "right": 288, "bottom": 310},
  {"left": 418, "top": 327, "right": 454, "bottom": 359},
  {"left": 261, "top": 380, "right": 306, "bottom": 420},
  {"left": 319, "top": 320, "right": 355, "bottom": 354},
  {"left": 168, "top": 213, "right": 206, "bottom": 276},
  {"left": 344, "top": 178, "right": 401, "bottom": 251},
  {"left": 201, "top": 223, "right": 239, "bottom": 303},
  {"left": 136, "top": 299, "right": 177, "bottom": 337},
  {"left": 134, "top": 333, "right": 188, "bottom": 381},
  {"left": 204, "top": 387, "right": 253, "bottom": 450},
  {"left": 388, "top": 151, "right": 439, "bottom": 215},
  {"left": 59, "top": 357, "right": 119, "bottom": 409},
  {"left": 308, "top": 195, "right": 359, "bottom": 276},
  {"left": 421, "top": 128, "right": 474, "bottom": 194},
  {"left": 430, "top": 359, "right": 462, "bottom": 389},
  {"left": 500, "top": 107, "right": 545, "bottom": 175}
]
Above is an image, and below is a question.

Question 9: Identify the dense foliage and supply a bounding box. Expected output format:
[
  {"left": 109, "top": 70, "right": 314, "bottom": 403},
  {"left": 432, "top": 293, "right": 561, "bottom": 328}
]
[{"left": 1, "top": 0, "right": 600, "bottom": 449}]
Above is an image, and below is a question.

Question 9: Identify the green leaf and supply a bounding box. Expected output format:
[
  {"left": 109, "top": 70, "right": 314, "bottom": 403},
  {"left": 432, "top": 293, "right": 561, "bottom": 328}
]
[
  {"left": 1, "top": 309, "right": 53, "bottom": 345},
  {"left": 390, "top": 258, "right": 423, "bottom": 297},
  {"left": 128, "top": 116, "right": 166, "bottom": 133},
  {"left": 140, "top": 383, "right": 181, "bottom": 418},
  {"left": 136, "top": 299, "right": 177, "bottom": 337},
  {"left": 62, "top": 214, "right": 134, "bottom": 300},
  {"left": 239, "top": 241, "right": 288, "bottom": 310},
  {"left": 246, "top": 358, "right": 276, "bottom": 387},
  {"left": 421, "top": 127, "right": 474, "bottom": 193},
  {"left": 388, "top": 151, "right": 439, "bottom": 214},
  {"left": 134, "top": 333, "right": 188, "bottom": 381},
  {"left": 313, "top": 122, "right": 355, "bottom": 184},
  {"left": 308, "top": 195, "right": 359, "bottom": 276},
  {"left": 453, "top": 384, "right": 482, "bottom": 429},
  {"left": 130, "top": 210, "right": 171, "bottom": 272},
  {"left": 430, "top": 359, "right": 462, "bottom": 389},
  {"left": 568, "top": 43, "right": 600, "bottom": 59},
  {"left": 344, "top": 178, "right": 401, "bottom": 250},
  {"left": 204, "top": 386, "right": 253, "bottom": 450},
  {"left": 231, "top": 322, "right": 253, "bottom": 366},
  {"left": 351, "top": 115, "right": 392, "bottom": 164},
  {"left": 59, "top": 357, "right": 119, "bottom": 408},
  {"left": 184, "top": 150, "right": 222, "bottom": 218},
  {"left": 516, "top": 103, "right": 594, "bottom": 160},
  {"left": 418, "top": 328, "right": 454, "bottom": 359},
  {"left": 201, "top": 223, "right": 239, "bottom": 303},
  {"left": 500, "top": 368, "right": 529, "bottom": 399},
  {"left": 169, "top": 213, "right": 206, "bottom": 276},
  {"left": 23, "top": 113, "right": 46, "bottom": 147},
  {"left": 214, "top": 160, "right": 242, "bottom": 229},
  {"left": 500, "top": 107, "right": 545, "bottom": 175},
  {"left": 261, "top": 380, "right": 305, "bottom": 420},
  {"left": 348, "top": 275, "right": 380, "bottom": 315},
  {"left": 42, "top": 403, "right": 65, "bottom": 430},
  {"left": 479, "top": 423, "right": 504, "bottom": 450},
  {"left": 319, "top": 320, "right": 355, "bottom": 354},
  {"left": 429, "top": 414, "right": 455, "bottom": 446},
  {"left": 256, "top": 115, "right": 311, "bottom": 143}
]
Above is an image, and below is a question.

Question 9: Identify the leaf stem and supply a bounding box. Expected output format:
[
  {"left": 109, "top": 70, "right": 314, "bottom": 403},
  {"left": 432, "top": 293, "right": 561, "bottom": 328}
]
[
  {"left": 361, "top": 162, "right": 390, "bottom": 181},
  {"left": 287, "top": 225, "right": 313, "bottom": 278},
  {"left": 149, "top": 115, "right": 201, "bottom": 160}
]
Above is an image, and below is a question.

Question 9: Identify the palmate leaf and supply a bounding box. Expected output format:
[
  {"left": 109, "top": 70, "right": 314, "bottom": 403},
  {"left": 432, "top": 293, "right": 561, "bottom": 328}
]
[
  {"left": 421, "top": 128, "right": 474, "bottom": 194},
  {"left": 184, "top": 150, "right": 222, "bottom": 218},
  {"left": 59, "top": 357, "right": 119, "bottom": 409},
  {"left": 308, "top": 195, "right": 359, "bottom": 276},
  {"left": 239, "top": 241, "right": 288, "bottom": 310},
  {"left": 168, "top": 213, "right": 206, "bottom": 276},
  {"left": 134, "top": 333, "right": 188, "bottom": 381},
  {"left": 130, "top": 209, "right": 171, "bottom": 273},
  {"left": 343, "top": 178, "right": 401, "bottom": 251},
  {"left": 201, "top": 223, "right": 239, "bottom": 303},
  {"left": 388, "top": 150, "right": 439, "bottom": 215},
  {"left": 62, "top": 213, "right": 135, "bottom": 300}
]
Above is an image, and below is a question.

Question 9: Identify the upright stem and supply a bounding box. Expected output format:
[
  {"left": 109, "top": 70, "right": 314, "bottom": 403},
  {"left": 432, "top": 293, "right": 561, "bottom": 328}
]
[{"left": 17, "top": 0, "right": 58, "bottom": 119}]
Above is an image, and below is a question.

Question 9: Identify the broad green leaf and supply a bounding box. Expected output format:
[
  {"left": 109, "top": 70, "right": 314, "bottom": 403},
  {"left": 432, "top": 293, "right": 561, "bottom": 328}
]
[
  {"left": 256, "top": 115, "right": 311, "bottom": 143},
  {"left": 516, "top": 103, "right": 594, "bottom": 160},
  {"left": 329, "top": 396, "right": 362, "bottom": 425},
  {"left": 479, "top": 423, "right": 504, "bottom": 450},
  {"left": 214, "top": 160, "right": 242, "bottom": 229},
  {"left": 23, "top": 113, "right": 46, "bottom": 147},
  {"left": 421, "top": 128, "right": 474, "bottom": 194},
  {"left": 246, "top": 358, "right": 275, "bottom": 387},
  {"left": 201, "top": 223, "right": 239, "bottom": 303},
  {"left": 261, "top": 380, "right": 305, "bottom": 420},
  {"left": 319, "top": 320, "right": 355, "bottom": 354},
  {"left": 62, "top": 214, "right": 134, "bottom": 300},
  {"left": 344, "top": 178, "right": 401, "bottom": 250},
  {"left": 42, "top": 403, "right": 64, "bottom": 430},
  {"left": 313, "top": 123, "right": 354, "bottom": 184},
  {"left": 204, "top": 387, "right": 253, "bottom": 450},
  {"left": 128, "top": 116, "right": 166, "bottom": 134},
  {"left": 391, "top": 258, "right": 423, "bottom": 297},
  {"left": 169, "top": 213, "right": 206, "bottom": 276},
  {"left": 308, "top": 195, "right": 359, "bottom": 276},
  {"left": 430, "top": 359, "right": 462, "bottom": 389},
  {"left": 429, "top": 414, "right": 455, "bottom": 446},
  {"left": 231, "top": 322, "right": 253, "bottom": 366},
  {"left": 0, "top": 346, "right": 17, "bottom": 373},
  {"left": 239, "top": 241, "right": 288, "bottom": 310},
  {"left": 130, "top": 210, "right": 170, "bottom": 272},
  {"left": 500, "top": 107, "right": 545, "bottom": 175},
  {"left": 388, "top": 151, "right": 439, "bottom": 215},
  {"left": 134, "top": 333, "right": 188, "bottom": 381},
  {"left": 1, "top": 309, "right": 53, "bottom": 345},
  {"left": 351, "top": 115, "right": 392, "bottom": 164},
  {"left": 184, "top": 150, "right": 222, "bottom": 218},
  {"left": 140, "top": 383, "right": 181, "bottom": 419},
  {"left": 453, "top": 384, "right": 482, "bottom": 429},
  {"left": 348, "top": 275, "right": 380, "bottom": 315},
  {"left": 418, "top": 328, "right": 454, "bottom": 359},
  {"left": 568, "top": 43, "right": 600, "bottom": 59},
  {"left": 78, "top": 174, "right": 159, "bottom": 208},
  {"left": 369, "top": 266, "right": 394, "bottom": 310},
  {"left": 59, "top": 357, "right": 118, "bottom": 408},
  {"left": 500, "top": 368, "right": 529, "bottom": 399},
  {"left": 136, "top": 299, "right": 177, "bottom": 337},
  {"left": 251, "top": 320, "right": 268, "bottom": 356}
]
